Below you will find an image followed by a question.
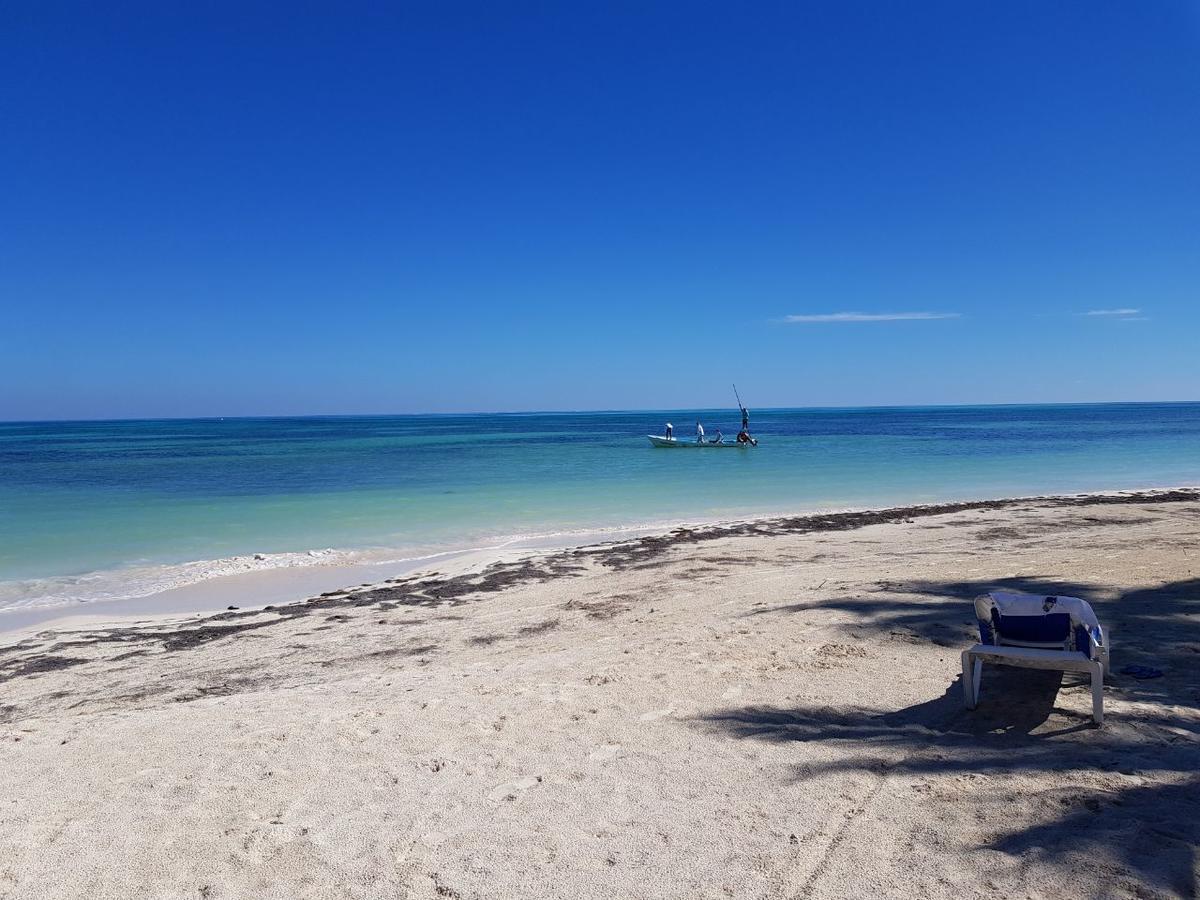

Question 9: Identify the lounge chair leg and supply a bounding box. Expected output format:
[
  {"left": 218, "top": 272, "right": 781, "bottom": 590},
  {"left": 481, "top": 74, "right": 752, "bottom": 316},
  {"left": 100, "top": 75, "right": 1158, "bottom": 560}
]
[
  {"left": 962, "top": 651, "right": 978, "bottom": 710},
  {"left": 1090, "top": 660, "right": 1104, "bottom": 725}
]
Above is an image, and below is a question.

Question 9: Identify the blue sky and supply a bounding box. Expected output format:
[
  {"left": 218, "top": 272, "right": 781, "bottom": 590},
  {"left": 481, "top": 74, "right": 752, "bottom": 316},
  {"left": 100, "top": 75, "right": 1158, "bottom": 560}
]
[{"left": 2, "top": 2, "right": 1198, "bottom": 419}]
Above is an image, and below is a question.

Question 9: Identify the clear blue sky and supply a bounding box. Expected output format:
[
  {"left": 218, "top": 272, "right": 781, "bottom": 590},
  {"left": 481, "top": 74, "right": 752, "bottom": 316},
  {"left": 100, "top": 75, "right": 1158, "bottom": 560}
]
[{"left": 3, "top": 2, "right": 1198, "bottom": 419}]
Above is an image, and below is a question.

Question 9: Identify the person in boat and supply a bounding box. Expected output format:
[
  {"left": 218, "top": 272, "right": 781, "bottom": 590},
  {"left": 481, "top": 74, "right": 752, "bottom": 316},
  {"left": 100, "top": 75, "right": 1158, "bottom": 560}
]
[
  {"left": 696, "top": 422, "right": 705, "bottom": 443},
  {"left": 737, "top": 403, "right": 756, "bottom": 444},
  {"left": 736, "top": 430, "right": 758, "bottom": 446},
  {"left": 711, "top": 429, "right": 723, "bottom": 444},
  {"left": 665, "top": 422, "right": 673, "bottom": 440}
]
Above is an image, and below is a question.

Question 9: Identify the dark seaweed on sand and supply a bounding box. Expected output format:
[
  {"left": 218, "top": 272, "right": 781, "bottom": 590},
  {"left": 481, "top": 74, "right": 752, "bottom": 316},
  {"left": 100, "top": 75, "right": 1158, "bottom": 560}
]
[{"left": 1, "top": 489, "right": 1196, "bottom": 686}]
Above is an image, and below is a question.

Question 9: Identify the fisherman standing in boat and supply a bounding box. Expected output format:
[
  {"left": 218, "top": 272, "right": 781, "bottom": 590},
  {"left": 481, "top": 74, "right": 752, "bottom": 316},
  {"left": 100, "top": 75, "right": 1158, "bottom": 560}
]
[
  {"left": 736, "top": 401, "right": 759, "bottom": 444},
  {"left": 665, "top": 422, "right": 673, "bottom": 440},
  {"left": 696, "top": 421, "right": 705, "bottom": 444},
  {"left": 732, "top": 385, "right": 758, "bottom": 446}
]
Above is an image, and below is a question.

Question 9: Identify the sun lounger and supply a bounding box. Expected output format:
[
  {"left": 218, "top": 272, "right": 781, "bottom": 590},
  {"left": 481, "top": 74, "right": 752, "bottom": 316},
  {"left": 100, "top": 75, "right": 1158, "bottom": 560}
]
[{"left": 962, "top": 591, "right": 1109, "bottom": 724}]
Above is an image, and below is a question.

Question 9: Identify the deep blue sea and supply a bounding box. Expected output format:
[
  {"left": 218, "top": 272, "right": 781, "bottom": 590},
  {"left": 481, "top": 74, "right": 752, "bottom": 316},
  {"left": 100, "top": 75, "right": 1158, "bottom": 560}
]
[{"left": 1, "top": 403, "right": 1197, "bottom": 614}]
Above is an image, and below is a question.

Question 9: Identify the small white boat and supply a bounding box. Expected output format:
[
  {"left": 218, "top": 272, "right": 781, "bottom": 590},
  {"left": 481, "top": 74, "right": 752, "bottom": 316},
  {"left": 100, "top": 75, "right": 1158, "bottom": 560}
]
[
  {"left": 651, "top": 387, "right": 759, "bottom": 449},
  {"left": 647, "top": 435, "right": 753, "bottom": 448}
]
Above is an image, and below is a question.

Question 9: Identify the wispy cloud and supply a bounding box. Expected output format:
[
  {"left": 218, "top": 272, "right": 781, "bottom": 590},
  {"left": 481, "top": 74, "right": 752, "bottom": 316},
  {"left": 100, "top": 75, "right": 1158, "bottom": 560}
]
[
  {"left": 782, "top": 311, "right": 960, "bottom": 323},
  {"left": 1084, "top": 308, "right": 1141, "bottom": 317}
]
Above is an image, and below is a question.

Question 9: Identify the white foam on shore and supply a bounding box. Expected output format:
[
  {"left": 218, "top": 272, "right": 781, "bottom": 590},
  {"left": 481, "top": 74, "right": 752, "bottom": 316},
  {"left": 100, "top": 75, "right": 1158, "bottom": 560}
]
[
  {"left": 2, "top": 484, "right": 1193, "bottom": 628},
  {"left": 0, "top": 548, "right": 351, "bottom": 614},
  {"left": 0, "top": 517, "right": 707, "bottom": 618}
]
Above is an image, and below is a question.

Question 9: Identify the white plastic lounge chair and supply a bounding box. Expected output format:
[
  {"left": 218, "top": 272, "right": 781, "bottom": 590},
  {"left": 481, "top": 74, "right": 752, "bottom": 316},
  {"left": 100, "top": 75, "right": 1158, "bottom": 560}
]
[{"left": 962, "top": 592, "right": 1109, "bottom": 725}]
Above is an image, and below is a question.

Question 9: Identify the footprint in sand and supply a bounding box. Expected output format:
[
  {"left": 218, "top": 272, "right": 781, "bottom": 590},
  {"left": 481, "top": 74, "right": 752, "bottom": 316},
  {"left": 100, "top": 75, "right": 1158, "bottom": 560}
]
[
  {"left": 487, "top": 776, "right": 540, "bottom": 802},
  {"left": 638, "top": 707, "right": 675, "bottom": 722},
  {"left": 589, "top": 743, "right": 621, "bottom": 762}
]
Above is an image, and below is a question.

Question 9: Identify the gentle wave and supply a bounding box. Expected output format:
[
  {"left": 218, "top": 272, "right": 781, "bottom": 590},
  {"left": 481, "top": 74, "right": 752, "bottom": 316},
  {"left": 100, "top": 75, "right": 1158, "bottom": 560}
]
[
  {"left": 3, "top": 485, "right": 1192, "bottom": 616},
  {"left": 0, "top": 548, "right": 354, "bottom": 613},
  {"left": 0, "top": 515, "right": 723, "bottom": 615}
]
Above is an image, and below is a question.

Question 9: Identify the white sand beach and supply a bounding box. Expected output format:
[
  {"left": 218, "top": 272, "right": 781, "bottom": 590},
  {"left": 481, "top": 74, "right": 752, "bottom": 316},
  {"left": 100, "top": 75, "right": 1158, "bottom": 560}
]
[{"left": 1, "top": 490, "right": 1198, "bottom": 899}]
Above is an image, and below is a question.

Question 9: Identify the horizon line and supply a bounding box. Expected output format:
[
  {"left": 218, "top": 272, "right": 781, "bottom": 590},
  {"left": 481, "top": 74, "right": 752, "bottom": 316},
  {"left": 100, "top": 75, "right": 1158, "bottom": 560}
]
[{"left": 3, "top": 398, "right": 1199, "bottom": 426}]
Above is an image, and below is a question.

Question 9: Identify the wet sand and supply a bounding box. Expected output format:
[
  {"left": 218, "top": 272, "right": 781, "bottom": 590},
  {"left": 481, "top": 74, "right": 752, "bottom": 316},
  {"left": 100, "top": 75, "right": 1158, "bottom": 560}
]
[{"left": 1, "top": 490, "right": 1198, "bottom": 898}]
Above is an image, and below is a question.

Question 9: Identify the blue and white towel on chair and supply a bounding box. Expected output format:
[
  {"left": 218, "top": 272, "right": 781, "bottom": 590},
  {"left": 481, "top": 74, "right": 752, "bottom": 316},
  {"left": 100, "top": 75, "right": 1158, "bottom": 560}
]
[{"left": 974, "top": 591, "right": 1107, "bottom": 670}]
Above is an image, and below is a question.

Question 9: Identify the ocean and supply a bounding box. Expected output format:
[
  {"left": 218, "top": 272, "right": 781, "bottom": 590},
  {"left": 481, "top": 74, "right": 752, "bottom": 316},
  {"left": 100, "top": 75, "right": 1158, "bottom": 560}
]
[{"left": 1, "top": 402, "right": 1197, "bottom": 617}]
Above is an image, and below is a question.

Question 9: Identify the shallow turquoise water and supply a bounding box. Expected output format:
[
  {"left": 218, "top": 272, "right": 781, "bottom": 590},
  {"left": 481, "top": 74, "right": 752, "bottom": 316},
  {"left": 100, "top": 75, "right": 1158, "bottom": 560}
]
[{"left": 1, "top": 403, "right": 1197, "bottom": 609}]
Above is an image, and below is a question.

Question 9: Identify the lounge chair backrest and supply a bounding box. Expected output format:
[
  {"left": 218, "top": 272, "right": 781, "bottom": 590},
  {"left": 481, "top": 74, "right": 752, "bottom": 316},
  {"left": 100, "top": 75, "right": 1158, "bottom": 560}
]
[{"left": 974, "top": 592, "right": 1102, "bottom": 657}]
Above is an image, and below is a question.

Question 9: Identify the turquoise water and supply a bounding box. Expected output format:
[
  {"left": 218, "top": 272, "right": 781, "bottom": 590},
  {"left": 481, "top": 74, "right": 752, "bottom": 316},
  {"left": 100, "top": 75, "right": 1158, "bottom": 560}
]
[{"left": 1, "top": 403, "right": 1198, "bottom": 611}]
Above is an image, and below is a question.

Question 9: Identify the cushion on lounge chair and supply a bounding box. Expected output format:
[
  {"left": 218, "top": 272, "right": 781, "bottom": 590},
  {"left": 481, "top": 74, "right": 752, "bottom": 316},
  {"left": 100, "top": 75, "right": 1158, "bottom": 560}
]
[
  {"left": 990, "top": 609, "right": 1072, "bottom": 643},
  {"left": 974, "top": 592, "right": 1103, "bottom": 658}
]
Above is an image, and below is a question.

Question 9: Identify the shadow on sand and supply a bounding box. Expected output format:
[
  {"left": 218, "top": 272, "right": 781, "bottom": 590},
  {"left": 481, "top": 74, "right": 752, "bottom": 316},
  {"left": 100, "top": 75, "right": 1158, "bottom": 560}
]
[{"left": 701, "top": 576, "right": 1200, "bottom": 896}]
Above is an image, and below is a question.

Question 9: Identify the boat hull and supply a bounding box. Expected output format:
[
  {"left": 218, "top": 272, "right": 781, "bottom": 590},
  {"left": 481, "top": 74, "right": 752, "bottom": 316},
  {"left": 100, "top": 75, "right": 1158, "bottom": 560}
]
[{"left": 647, "top": 435, "right": 753, "bottom": 448}]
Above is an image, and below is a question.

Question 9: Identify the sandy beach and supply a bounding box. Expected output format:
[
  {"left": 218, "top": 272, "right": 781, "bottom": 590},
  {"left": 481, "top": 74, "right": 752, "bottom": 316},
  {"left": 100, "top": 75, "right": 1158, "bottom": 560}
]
[{"left": 1, "top": 489, "right": 1198, "bottom": 899}]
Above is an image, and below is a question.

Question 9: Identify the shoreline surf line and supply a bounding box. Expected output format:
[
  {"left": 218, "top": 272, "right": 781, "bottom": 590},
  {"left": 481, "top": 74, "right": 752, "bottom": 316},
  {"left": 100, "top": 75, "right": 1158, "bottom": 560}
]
[
  {"left": 1, "top": 485, "right": 1196, "bottom": 647},
  {"left": 4, "top": 479, "right": 1198, "bottom": 617}
]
